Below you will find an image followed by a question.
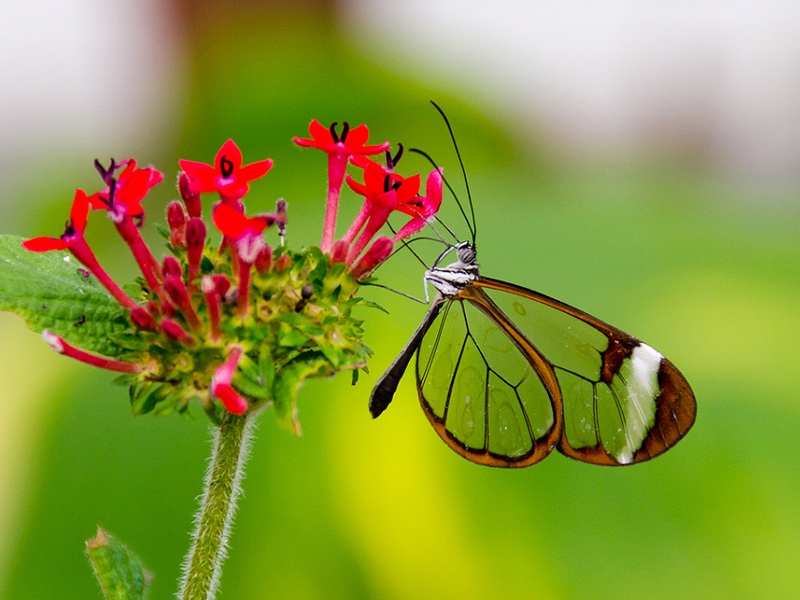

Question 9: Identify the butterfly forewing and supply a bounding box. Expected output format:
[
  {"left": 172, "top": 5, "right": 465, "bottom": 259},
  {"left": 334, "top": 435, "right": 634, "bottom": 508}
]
[
  {"left": 416, "top": 293, "right": 561, "bottom": 467},
  {"left": 474, "top": 277, "right": 696, "bottom": 465}
]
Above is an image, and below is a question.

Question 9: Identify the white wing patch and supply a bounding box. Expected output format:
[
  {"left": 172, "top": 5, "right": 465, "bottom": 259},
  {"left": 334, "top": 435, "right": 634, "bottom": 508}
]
[{"left": 616, "top": 343, "right": 662, "bottom": 464}]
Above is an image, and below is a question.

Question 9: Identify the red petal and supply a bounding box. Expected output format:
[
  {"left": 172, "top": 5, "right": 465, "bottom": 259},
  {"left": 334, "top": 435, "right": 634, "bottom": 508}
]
[
  {"left": 357, "top": 143, "right": 391, "bottom": 155},
  {"left": 309, "top": 119, "right": 333, "bottom": 144},
  {"left": 345, "top": 175, "right": 369, "bottom": 198},
  {"left": 363, "top": 162, "right": 389, "bottom": 194},
  {"left": 424, "top": 169, "right": 443, "bottom": 214},
  {"left": 293, "top": 120, "right": 335, "bottom": 149},
  {"left": 116, "top": 169, "right": 151, "bottom": 214},
  {"left": 238, "top": 158, "right": 273, "bottom": 183},
  {"left": 22, "top": 237, "right": 68, "bottom": 252},
  {"left": 178, "top": 160, "right": 218, "bottom": 193},
  {"left": 142, "top": 167, "right": 164, "bottom": 190},
  {"left": 213, "top": 204, "right": 248, "bottom": 239},
  {"left": 349, "top": 155, "right": 378, "bottom": 170},
  {"left": 217, "top": 139, "right": 243, "bottom": 170},
  {"left": 397, "top": 174, "right": 421, "bottom": 203},
  {"left": 69, "top": 190, "right": 90, "bottom": 231},
  {"left": 345, "top": 124, "right": 369, "bottom": 149}
]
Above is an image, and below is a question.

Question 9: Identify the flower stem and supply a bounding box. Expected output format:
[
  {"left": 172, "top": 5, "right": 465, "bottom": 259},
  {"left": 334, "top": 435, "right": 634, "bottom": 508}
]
[{"left": 178, "top": 412, "right": 255, "bottom": 600}]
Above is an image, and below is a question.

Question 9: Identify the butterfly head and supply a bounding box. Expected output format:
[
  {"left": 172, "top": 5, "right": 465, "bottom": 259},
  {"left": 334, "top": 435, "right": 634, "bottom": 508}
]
[{"left": 455, "top": 241, "right": 476, "bottom": 266}]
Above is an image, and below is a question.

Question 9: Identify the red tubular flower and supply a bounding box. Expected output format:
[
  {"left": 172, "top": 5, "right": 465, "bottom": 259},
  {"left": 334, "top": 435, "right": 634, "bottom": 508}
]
[
  {"left": 90, "top": 159, "right": 164, "bottom": 222},
  {"left": 212, "top": 204, "right": 271, "bottom": 263},
  {"left": 201, "top": 276, "right": 223, "bottom": 342},
  {"left": 186, "top": 217, "right": 206, "bottom": 292},
  {"left": 210, "top": 346, "right": 248, "bottom": 415},
  {"left": 23, "top": 188, "right": 90, "bottom": 253},
  {"left": 130, "top": 307, "right": 157, "bottom": 330},
  {"left": 167, "top": 201, "right": 187, "bottom": 247},
  {"left": 164, "top": 273, "right": 202, "bottom": 331},
  {"left": 212, "top": 204, "right": 274, "bottom": 317},
  {"left": 160, "top": 318, "right": 195, "bottom": 345},
  {"left": 344, "top": 160, "right": 420, "bottom": 264},
  {"left": 392, "top": 168, "right": 443, "bottom": 242},
  {"left": 89, "top": 159, "right": 166, "bottom": 301},
  {"left": 293, "top": 120, "right": 389, "bottom": 253},
  {"left": 329, "top": 240, "right": 348, "bottom": 264},
  {"left": 351, "top": 236, "right": 394, "bottom": 280},
  {"left": 23, "top": 190, "right": 139, "bottom": 311},
  {"left": 255, "top": 245, "right": 272, "bottom": 274},
  {"left": 42, "top": 330, "right": 142, "bottom": 373},
  {"left": 179, "top": 139, "right": 273, "bottom": 205},
  {"left": 178, "top": 172, "right": 202, "bottom": 218}
]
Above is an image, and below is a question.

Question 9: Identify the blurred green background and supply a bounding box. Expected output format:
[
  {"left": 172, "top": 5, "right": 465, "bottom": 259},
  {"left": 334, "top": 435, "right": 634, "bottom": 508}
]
[{"left": 2, "top": 2, "right": 799, "bottom": 599}]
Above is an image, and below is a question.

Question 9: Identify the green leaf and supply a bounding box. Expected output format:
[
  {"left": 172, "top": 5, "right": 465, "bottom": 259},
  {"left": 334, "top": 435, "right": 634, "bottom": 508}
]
[
  {"left": 86, "top": 528, "right": 151, "bottom": 600},
  {"left": 356, "top": 298, "right": 389, "bottom": 315},
  {"left": 0, "top": 235, "right": 130, "bottom": 357},
  {"left": 235, "top": 348, "right": 275, "bottom": 401},
  {"left": 278, "top": 322, "right": 308, "bottom": 347},
  {"left": 272, "top": 356, "right": 330, "bottom": 435},
  {"left": 153, "top": 222, "right": 170, "bottom": 241}
]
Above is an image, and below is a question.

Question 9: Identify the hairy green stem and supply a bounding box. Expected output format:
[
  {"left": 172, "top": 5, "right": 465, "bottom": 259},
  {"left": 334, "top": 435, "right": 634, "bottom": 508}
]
[{"left": 178, "top": 412, "right": 254, "bottom": 600}]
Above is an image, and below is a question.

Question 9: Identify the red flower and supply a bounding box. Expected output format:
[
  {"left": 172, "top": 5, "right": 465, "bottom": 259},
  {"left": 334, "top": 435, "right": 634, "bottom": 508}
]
[
  {"left": 210, "top": 346, "right": 248, "bottom": 415},
  {"left": 392, "top": 169, "right": 443, "bottom": 241},
  {"left": 346, "top": 159, "right": 421, "bottom": 205},
  {"left": 89, "top": 160, "right": 163, "bottom": 222},
  {"left": 212, "top": 204, "right": 275, "bottom": 318},
  {"left": 212, "top": 204, "right": 272, "bottom": 262},
  {"left": 351, "top": 236, "right": 394, "bottom": 280},
  {"left": 23, "top": 189, "right": 139, "bottom": 310},
  {"left": 343, "top": 160, "right": 420, "bottom": 263},
  {"left": 293, "top": 120, "right": 389, "bottom": 158},
  {"left": 179, "top": 139, "right": 273, "bottom": 202},
  {"left": 293, "top": 120, "right": 390, "bottom": 253},
  {"left": 23, "top": 189, "right": 90, "bottom": 252}
]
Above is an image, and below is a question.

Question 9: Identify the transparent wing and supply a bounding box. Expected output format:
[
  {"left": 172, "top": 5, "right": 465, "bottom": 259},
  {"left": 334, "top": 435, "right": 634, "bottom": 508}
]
[
  {"left": 473, "top": 277, "right": 696, "bottom": 465},
  {"left": 415, "top": 294, "right": 562, "bottom": 467}
]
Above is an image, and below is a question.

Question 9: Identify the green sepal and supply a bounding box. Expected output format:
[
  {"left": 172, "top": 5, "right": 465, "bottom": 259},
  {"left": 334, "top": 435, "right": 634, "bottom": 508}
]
[
  {"left": 86, "top": 527, "right": 151, "bottom": 600},
  {"left": 0, "top": 235, "right": 130, "bottom": 357}
]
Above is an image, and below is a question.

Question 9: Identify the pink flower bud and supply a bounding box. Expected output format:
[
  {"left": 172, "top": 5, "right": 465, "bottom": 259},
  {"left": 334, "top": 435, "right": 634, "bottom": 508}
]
[
  {"left": 178, "top": 172, "right": 202, "bottom": 218},
  {"left": 167, "top": 201, "right": 187, "bottom": 247},
  {"left": 329, "top": 240, "right": 348, "bottom": 264},
  {"left": 351, "top": 236, "right": 393, "bottom": 279},
  {"left": 255, "top": 245, "right": 272, "bottom": 273}
]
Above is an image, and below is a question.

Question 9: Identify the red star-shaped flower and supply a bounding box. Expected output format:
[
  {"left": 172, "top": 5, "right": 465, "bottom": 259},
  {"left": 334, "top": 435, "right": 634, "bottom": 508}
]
[
  {"left": 293, "top": 120, "right": 389, "bottom": 158},
  {"left": 343, "top": 160, "right": 421, "bottom": 264},
  {"left": 89, "top": 160, "right": 163, "bottom": 221},
  {"left": 179, "top": 139, "right": 273, "bottom": 202},
  {"left": 23, "top": 189, "right": 90, "bottom": 252},
  {"left": 23, "top": 189, "right": 138, "bottom": 310},
  {"left": 346, "top": 159, "right": 421, "bottom": 206},
  {"left": 294, "top": 120, "right": 390, "bottom": 253},
  {"left": 392, "top": 169, "right": 443, "bottom": 241}
]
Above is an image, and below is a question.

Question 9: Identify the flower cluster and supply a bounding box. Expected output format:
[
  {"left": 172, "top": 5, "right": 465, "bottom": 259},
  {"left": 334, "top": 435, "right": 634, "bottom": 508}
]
[{"left": 22, "top": 121, "right": 442, "bottom": 428}]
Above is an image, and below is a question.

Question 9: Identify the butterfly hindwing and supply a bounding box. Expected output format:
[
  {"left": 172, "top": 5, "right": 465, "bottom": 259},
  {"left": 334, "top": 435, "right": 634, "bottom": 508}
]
[
  {"left": 415, "top": 286, "right": 562, "bottom": 467},
  {"left": 472, "top": 277, "right": 696, "bottom": 465}
]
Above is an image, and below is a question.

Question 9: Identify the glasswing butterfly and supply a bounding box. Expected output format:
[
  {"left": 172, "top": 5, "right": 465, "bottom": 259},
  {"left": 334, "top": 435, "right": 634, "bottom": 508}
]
[{"left": 368, "top": 106, "right": 696, "bottom": 468}]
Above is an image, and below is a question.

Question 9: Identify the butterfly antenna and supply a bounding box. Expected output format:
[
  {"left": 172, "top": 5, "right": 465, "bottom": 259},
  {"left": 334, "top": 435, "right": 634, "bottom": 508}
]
[
  {"left": 431, "top": 216, "right": 459, "bottom": 243},
  {"left": 384, "top": 222, "right": 432, "bottom": 268},
  {"left": 359, "top": 281, "right": 428, "bottom": 304},
  {"left": 408, "top": 146, "right": 474, "bottom": 243},
  {"left": 429, "top": 100, "right": 477, "bottom": 245}
]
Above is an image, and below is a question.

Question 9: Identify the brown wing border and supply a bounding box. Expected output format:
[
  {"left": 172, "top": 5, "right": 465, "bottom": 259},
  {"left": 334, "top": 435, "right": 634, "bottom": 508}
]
[
  {"left": 416, "top": 284, "right": 562, "bottom": 468},
  {"left": 471, "top": 277, "right": 697, "bottom": 466}
]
